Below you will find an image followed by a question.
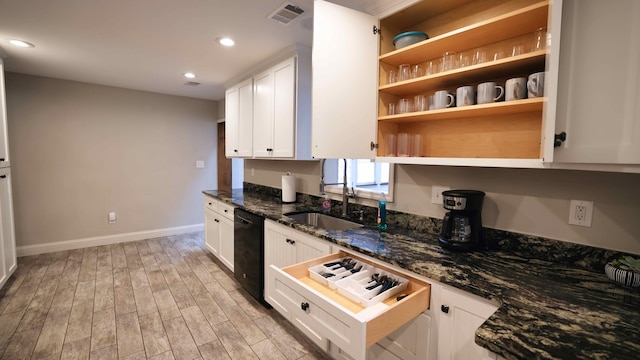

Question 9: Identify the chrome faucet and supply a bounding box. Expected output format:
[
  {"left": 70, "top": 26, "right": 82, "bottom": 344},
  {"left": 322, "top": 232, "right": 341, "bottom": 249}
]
[{"left": 320, "top": 159, "right": 356, "bottom": 217}]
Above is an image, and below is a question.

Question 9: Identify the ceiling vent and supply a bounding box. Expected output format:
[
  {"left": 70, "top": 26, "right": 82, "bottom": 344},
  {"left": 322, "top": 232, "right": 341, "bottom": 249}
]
[
  {"left": 184, "top": 81, "right": 201, "bottom": 86},
  {"left": 268, "top": 2, "right": 305, "bottom": 25}
]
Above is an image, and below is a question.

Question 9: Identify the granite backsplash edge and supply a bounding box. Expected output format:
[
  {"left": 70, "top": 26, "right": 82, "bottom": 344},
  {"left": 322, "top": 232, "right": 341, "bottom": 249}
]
[{"left": 244, "top": 182, "right": 631, "bottom": 273}]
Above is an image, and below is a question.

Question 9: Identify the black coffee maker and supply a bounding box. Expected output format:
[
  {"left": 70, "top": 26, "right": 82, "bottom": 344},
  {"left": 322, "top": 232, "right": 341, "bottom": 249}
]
[{"left": 438, "top": 190, "right": 485, "bottom": 251}]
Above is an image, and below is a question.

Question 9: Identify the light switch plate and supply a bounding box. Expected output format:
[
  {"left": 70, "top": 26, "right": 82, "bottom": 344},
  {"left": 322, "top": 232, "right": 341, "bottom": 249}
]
[
  {"left": 431, "top": 185, "right": 450, "bottom": 204},
  {"left": 196, "top": 160, "right": 204, "bottom": 168}
]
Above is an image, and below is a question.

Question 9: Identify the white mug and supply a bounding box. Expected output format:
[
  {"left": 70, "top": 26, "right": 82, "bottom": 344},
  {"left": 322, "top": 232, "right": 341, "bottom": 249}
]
[
  {"left": 477, "top": 82, "right": 504, "bottom": 104},
  {"left": 527, "top": 72, "right": 545, "bottom": 98},
  {"left": 456, "top": 86, "right": 475, "bottom": 107},
  {"left": 505, "top": 77, "right": 527, "bottom": 101},
  {"left": 433, "top": 90, "right": 455, "bottom": 109}
]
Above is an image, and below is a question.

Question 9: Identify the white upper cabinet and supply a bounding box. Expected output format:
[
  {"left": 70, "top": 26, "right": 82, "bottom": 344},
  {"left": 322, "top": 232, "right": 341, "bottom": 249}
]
[
  {"left": 312, "top": 0, "right": 561, "bottom": 168},
  {"left": 311, "top": 0, "right": 378, "bottom": 160},
  {"left": 226, "top": 45, "right": 312, "bottom": 160},
  {"left": 553, "top": 0, "right": 640, "bottom": 167},
  {"left": 225, "top": 78, "right": 253, "bottom": 158},
  {"left": 253, "top": 57, "right": 297, "bottom": 158},
  {"left": 0, "top": 59, "right": 9, "bottom": 168}
]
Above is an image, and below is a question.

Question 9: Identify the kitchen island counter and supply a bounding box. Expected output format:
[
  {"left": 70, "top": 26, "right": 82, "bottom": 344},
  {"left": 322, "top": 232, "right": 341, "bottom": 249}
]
[{"left": 204, "top": 189, "right": 640, "bottom": 360}]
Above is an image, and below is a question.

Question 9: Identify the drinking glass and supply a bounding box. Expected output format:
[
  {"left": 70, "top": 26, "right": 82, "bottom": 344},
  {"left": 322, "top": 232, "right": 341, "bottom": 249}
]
[
  {"left": 398, "top": 64, "right": 411, "bottom": 81},
  {"left": 458, "top": 52, "right": 471, "bottom": 68},
  {"left": 441, "top": 51, "right": 457, "bottom": 72},
  {"left": 385, "top": 134, "right": 397, "bottom": 156},
  {"left": 411, "top": 64, "right": 423, "bottom": 79},
  {"left": 387, "top": 69, "right": 397, "bottom": 84},
  {"left": 397, "top": 133, "right": 411, "bottom": 157},
  {"left": 425, "top": 60, "right": 437, "bottom": 75},
  {"left": 532, "top": 28, "right": 548, "bottom": 51},
  {"left": 472, "top": 48, "right": 487, "bottom": 65},
  {"left": 414, "top": 95, "right": 427, "bottom": 112},
  {"left": 388, "top": 102, "right": 396, "bottom": 115},
  {"left": 411, "top": 134, "right": 423, "bottom": 157},
  {"left": 397, "top": 98, "right": 413, "bottom": 113}
]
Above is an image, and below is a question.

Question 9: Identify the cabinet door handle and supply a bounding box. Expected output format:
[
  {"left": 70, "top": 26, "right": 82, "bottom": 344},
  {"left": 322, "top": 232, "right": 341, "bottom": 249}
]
[
  {"left": 301, "top": 302, "right": 309, "bottom": 311},
  {"left": 0, "top": 158, "right": 5, "bottom": 161},
  {"left": 286, "top": 239, "right": 295, "bottom": 245},
  {"left": 0, "top": 175, "right": 5, "bottom": 179},
  {"left": 441, "top": 305, "right": 450, "bottom": 313}
]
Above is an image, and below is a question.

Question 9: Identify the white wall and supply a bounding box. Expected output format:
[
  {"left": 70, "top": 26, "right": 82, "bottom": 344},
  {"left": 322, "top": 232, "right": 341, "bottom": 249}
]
[
  {"left": 6, "top": 73, "right": 218, "bottom": 248},
  {"left": 245, "top": 159, "right": 640, "bottom": 255}
]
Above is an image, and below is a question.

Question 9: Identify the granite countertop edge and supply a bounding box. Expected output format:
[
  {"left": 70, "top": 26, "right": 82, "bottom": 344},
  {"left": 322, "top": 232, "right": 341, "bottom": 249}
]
[{"left": 203, "top": 189, "right": 640, "bottom": 360}]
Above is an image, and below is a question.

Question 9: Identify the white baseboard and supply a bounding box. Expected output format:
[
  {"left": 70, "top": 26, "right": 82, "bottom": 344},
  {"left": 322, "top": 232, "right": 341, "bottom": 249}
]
[{"left": 16, "top": 224, "right": 205, "bottom": 257}]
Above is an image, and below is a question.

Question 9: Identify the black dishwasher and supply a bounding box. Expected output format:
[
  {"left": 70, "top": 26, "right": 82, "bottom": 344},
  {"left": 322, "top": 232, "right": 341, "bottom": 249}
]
[{"left": 234, "top": 209, "right": 268, "bottom": 306}]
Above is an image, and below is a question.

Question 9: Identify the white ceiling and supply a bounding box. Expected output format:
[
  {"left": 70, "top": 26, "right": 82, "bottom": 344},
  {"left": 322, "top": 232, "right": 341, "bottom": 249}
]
[{"left": 0, "top": 0, "right": 369, "bottom": 101}]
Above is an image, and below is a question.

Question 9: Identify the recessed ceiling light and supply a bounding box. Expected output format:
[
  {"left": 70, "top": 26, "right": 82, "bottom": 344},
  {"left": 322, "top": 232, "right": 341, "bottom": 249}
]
[
  {"left": 8, "top": 39, "right": 35, "bottom": 48},
  {"left": 216, "top": 37, "right": 235, "bottom": 47},
  {"left": 184, "top": 72, "right": 196, "bottom": 79}
]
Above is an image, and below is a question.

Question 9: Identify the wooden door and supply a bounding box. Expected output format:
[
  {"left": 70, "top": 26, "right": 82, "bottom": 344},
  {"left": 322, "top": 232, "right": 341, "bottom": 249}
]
[{"left": 217, "top": 122, "right": 232, "bottom": 192}]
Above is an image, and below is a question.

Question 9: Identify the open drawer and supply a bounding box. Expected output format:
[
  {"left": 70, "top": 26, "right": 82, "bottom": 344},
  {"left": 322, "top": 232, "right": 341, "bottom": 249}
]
[{"left": 270, "top": 251, "right": 431, "bottom": 360}]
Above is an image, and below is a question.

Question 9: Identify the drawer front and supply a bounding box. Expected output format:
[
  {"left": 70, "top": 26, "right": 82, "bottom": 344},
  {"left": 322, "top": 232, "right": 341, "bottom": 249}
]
[
  {"left": 271, "top": 272, "right": 329, "bottom": 351},
  {"left": 218, "top": 201, "right": 235, "bottom": 220},
  {"left": 272, "top": 265, "right": 360, "bottom": 355},
  {"left": 272, "top": 251, "right": 431, "bottom": 360},
  {"left": 204, "top": 196, "right": 218, "bottom": 212}
]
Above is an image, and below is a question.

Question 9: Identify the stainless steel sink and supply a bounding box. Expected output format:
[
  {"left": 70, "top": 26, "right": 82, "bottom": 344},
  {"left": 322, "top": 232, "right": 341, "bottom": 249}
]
[{"left": 284, "top": 211, "right": 362, "bottom": 231}]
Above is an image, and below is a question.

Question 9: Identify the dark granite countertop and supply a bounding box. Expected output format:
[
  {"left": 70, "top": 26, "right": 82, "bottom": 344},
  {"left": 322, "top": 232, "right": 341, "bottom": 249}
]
[{"left": 203, "top": 189, "right": 640, "bottom": 360}]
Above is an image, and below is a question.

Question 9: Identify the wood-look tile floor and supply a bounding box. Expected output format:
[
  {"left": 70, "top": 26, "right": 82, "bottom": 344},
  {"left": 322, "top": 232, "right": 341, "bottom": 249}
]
[{"left": 0, "top": 232, "right": 331, "bottom": 360}]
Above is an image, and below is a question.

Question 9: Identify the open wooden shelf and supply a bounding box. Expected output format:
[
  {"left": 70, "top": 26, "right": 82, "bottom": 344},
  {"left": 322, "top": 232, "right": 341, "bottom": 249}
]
[
  {"left": 379, "top": 51, "right": 546, "bottom": 96},
  {"left": 379, "top": 1, "right": 549, "bottom": 65},
  {"left": 379, "top": 97, "right": 545, "bottom": 123}
]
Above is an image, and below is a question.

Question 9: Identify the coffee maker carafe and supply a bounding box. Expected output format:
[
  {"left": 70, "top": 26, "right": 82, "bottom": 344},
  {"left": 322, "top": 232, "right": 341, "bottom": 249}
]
[{"left": 438, "top": 190, "right": 485, "bottom": 251}]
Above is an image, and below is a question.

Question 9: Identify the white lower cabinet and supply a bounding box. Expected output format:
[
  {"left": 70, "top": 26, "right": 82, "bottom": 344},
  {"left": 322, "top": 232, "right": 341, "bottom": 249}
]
[
  {"left": 436, "top": 286, "right": 499, "bottom": 360},
  {"left": 264, "top": 220, "right": 332, "bottom": 320},
  {"left": 365, "top": 312, "right": 432, "bottom": 360},
  {"left": 203, "top": 196, "right": 235, "bottom": 272},
  {"left": 0, "top": 167, "right": 16, "bottom": 289}
]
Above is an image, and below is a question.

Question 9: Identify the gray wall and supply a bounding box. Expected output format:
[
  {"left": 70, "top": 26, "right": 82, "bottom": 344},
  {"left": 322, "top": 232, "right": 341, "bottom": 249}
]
[
  {"left": 245, "top": 159, "right": 640, "bottom": 255},
  {"left": 6, "top": 73, "right": 218, "bottom": 247}
]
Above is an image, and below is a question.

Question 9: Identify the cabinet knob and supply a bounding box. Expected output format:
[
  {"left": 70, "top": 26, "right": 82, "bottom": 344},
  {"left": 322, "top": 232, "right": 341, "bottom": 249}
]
[
  {"left": 208, "top": 202, "right": 212, "bottom": 205},
  {"left": 301, "top": 302, "right": 309, "bottom": 311},
  {"left": 234, "top": 149, "right": 239, "bottom": 153},
  {"left": 286, "top": 239, "right": 295, "bottom": 245},
  {"left": 224, "top": 209, "right": 228, "bottom": 213},
  {"left": 0, "top": 158, "right": 5, "bottom": 161},
  {"left": 441, "top": 305, "right": 450, "bottom": 313},
  {"left": 214, "top": 219, "right": 220, "bottom": 223},
  {"left": 0, "top": 175, "right": 5, "bottom": 179},
  {"left": 554, "top": 132, "right": 567, "bottom": 148}
]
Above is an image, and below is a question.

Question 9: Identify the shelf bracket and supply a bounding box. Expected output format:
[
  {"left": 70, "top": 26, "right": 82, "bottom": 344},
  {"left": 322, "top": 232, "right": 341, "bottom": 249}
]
[{"left": 373, "top": 25, "right": 381, "bottom": 35}]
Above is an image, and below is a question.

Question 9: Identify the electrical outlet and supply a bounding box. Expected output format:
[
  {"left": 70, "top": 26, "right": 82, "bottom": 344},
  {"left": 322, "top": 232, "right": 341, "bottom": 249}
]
[
  {"left": 431, "top": 185, "right": 450, "bottom": 204},
  {"left": 108, "top": 212, "right": 117, "bottom": 224},
  {"left": 569, "top": 200, "right": 593, "bottom": 227}
]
